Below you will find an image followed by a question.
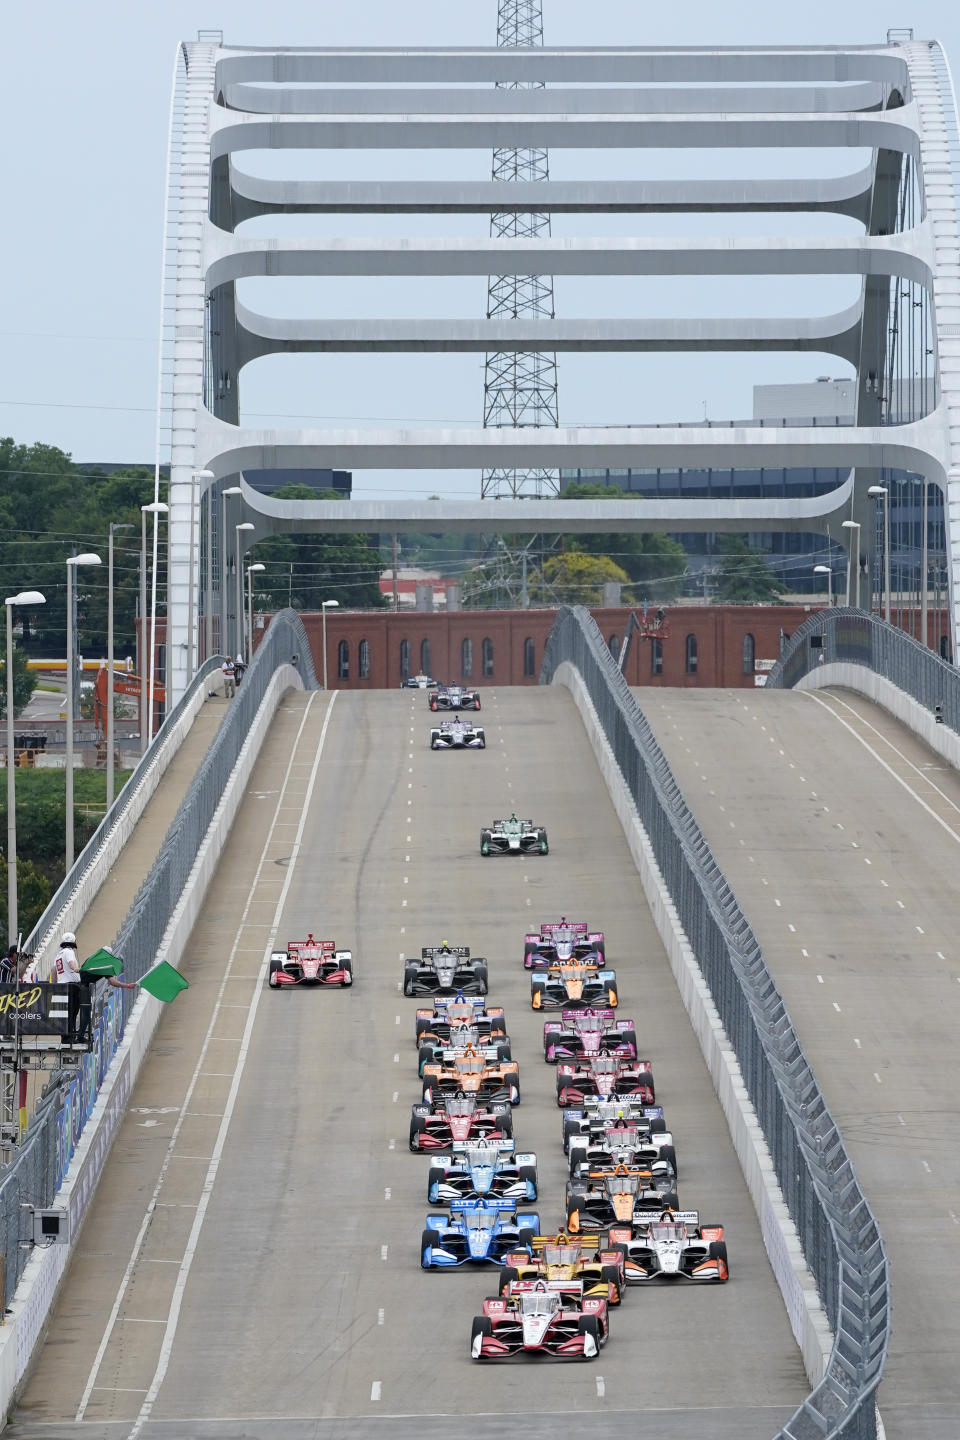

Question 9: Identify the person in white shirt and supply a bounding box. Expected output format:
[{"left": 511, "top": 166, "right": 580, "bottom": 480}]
[{"left": 53, "top": 932, "right": 82, "bottom": 1038}]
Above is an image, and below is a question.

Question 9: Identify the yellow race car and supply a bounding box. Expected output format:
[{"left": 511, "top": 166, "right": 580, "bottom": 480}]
[{"left": 498, "top": 1233, "right": 625, "bottom": 1305}]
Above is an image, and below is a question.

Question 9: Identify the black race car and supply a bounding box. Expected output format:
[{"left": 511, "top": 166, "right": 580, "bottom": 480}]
[{"left": 404, "top": 944, "right": 489, "bottom": 997}]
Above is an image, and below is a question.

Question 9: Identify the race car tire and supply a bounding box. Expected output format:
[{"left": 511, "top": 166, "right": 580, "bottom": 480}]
[
  {"left": 477, "top": 735, "right": 486, "bottom": 748},
  {"left": 607, "top": 987, "right": 618, "bottom": 1008},
  {"left": 708, "top": 1239, "right": 729, "bottom": 1267},
  {"left": 471, "top": 1315, "right": 493, "bottom": 1356},
  {"left": 648, "top": 1115, "right": 667, "bottom": 1135},
  {"left": 539, "top": 839, "right": 549, "bottom": 855},
  {"left": 417, "top": 1045, "right": 436, "bottom": 1076},
  {"left": 427, "top": 1166, "right": 445, "bottom": 1199},
  {"left": 495, "top": 1041, "right": 512, "bottom": 1063},
  {"left": 561, "top": 1115, "right": 578, "bottom": 1153},
  {"left": 430, "top": 738, "right": 439, "bottom": 749},
  {"left": 474, "top": 699, "right": 481, "bottom": 710},
  {"left": 659, "top": 1144, "right": 678, "bottom": 1176},
  {"left": 474, "top": 964, "right": 489, "bottom": 993},
  {"left": 403, "top": 963, "right": 419, "bottom": 996},
  {"left": 499, "top": 1265, "right": 521, "bottom": 1295},
  {"left": 421, "top": 1081, "right": 434, "bottom": 1105},
  {"left": 430, "top": 699, "right": 438, "bottom": 711},
  {"left": 577, "top": 1315, "right": 601, "bottom": 1351},
  {"left": 661, "top": 1189, "right": 680, "bottom": 1210},
  {"left": 340, "top": 955, "right": 353, "bottom": 986},
  {"left": 523, "top": 941, "right": 538, "bottom": 967},
  {"left": 415, "top": 1015, "right": 433, "bottom": 1041},
  {"left": 566, "top": 1195, "right": 583, "bottom": 1229},
  {"left": 268, "top": 958, "right": 284, "bottom": 987},
  {"left": 498, "top": 1110, "right": 514, "bottom": 1139},
  {"left": 420, "top": 1228, "right": 437, "bottom": 1269},
  {"left": 480, "top": 829, "right": 492, "bottom": 857},
  {"left": 621, "top": 1027, "right": 638, "bottom": 1054},
  {"left": 518, "top": 1163, "right": 538, "bottom": 1197},
  {"left": 409, "top": 1115, "right": 427, "bottom": 1150},
  {"left": 530, "top": 980, "right": 545, "bottom": 1010},
  {"left": 600, "top": 1264, "right": 623, "bottom": 1303},
  {"left": 509, "top": 1081, "right": 521, "bottom": 1105}
]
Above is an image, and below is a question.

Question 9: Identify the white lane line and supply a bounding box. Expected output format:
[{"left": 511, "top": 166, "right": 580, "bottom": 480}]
[
  {"left": 395, "top": 1014, "right": 401, "bottom": 1024},
  {"left": 950, "top": 1211, "right": 959, "bottom": 1225},
  {"left": 788, "top": 923, "right": 796, "bottom": 933},
  {"left": 405, "top": 855, "right": 410, "bottom": 863},
  {"left": 402, "top": 899, "right": 408, "bottom": 907},
  {"left": 83, "top": 692, "right": 337, "bottom": 1432},
  {"left": 596, "top": 1375, "right": 606, "bottom": 1399},
  {"left": 378, "top": 1309, "right": 385, "bottom": 1326},
  {"left": 896, "top": 900, "right": 905, "bottom": 909},
  {"left": 388, "top": 1139, "right": 396, "bottom": 1150},
  {"left": 392, "top": 1091, "right": 399, "bottom": 1103},
  {"left": 833, "top": 1002, "right": 842, "bottom": 1013},
  {"left": 393, "top": 1053, "right": 400, "bottom": 1063},
  {"left": 864, "top": 858, "right": 872, "bottom": 865},
  {"left": 406, "top": 836, "right": 411, "bottom": 843},
  {"left": 916, "top": 926, "right": 925, "bottom": 935},
  {"left": 774, "top": 898, "right": 782, "bottom": 908},
  {"left": 922, "top": 1160, "right": 932, "bottom": 1173},
  {"left": 936, "top": 950, "right": 945, "bottom": 960},
  {"left": 817, "top": 975, "right": 824, "bottom": 984},
  {"left": 381, "top": 1245, "right": 389, "bottom": 1262},
  {"left": 854, "top": 1038, "right": 861, "bottom": 1049},
  {"left": 400, "top": 927, "right": 405, "bottom": 935},
  {"left": 874, "top": 1073, "right": 883, "bottom": 1084},
  {"left": 801, "top": 949, "right": 809, "bottom": 958},
  {"left": 880, "top": 880, "right": 889, "bottom": 888},
  {"left": 384, "top": 1187, "right": 392, "bottom": 1200},
  {"left": 370, "top": 1381, "right": 382, "bottom": 1402},
  {"left": 898, "top": 1114, "right": 905, "bottom": 1126},
  {"left": 403, "top": 876, "right": 409, "bottom": 885}
]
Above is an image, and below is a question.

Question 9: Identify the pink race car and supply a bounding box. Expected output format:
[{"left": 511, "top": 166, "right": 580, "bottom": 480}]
[
  {"left": 268, "top": 936, "right": 352, "bottom": 988},
  {"left": 523, "top": 920, "right": 604, "bottom": 970},
  {"left": 543, "top": 1009, "right": 637, "bottom": 1063},
  {"left": 471, "top": 1279, "right": 608, "bottom": 1361}
]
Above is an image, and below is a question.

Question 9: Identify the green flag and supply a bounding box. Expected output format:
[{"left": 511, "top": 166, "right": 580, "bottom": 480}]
[
  {"left": 139, "top": 961, "right": 189, "bottom": 1003},
  {"left": 81, "top": 946, "right": 125, "bottom": 978}
]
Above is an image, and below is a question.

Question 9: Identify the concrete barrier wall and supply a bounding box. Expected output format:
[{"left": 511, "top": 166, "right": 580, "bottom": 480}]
[
  {"left": 555, "top": 661, "right": 833, "bottom": 1386},
  {"left": 797, "top": 662, "right": 960, "bottom": 770},
  {"left": 0, "top": 664, "right": 304, "bottom": 1413}
]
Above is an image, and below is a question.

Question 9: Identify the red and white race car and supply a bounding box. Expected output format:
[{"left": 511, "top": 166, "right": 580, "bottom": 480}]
[
  {"left": 268, "top": 935, "right": 353, "bottom": 988},
  {"left": 471, "top": 1279, "right": 608, "bottom": 1361}
]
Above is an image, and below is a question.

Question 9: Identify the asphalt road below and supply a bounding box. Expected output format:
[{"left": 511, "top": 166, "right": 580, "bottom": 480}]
[
  {"left": 9, "top": 686, "right": 808, "bottom": 1440},
  {"left": 638, "top": 685, "right": 960, "bottom": 1440}
]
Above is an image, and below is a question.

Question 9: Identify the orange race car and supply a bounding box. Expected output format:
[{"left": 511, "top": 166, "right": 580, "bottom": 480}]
[
  {"left": 421, "top": 1043, "right": 521, "bottom": 1106},
  {"left": 530, "top": 962, "right": 618, "bottom": 1011}
]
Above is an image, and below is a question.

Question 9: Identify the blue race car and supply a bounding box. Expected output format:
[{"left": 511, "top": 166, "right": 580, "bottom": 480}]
[
  {"left": 420, "top": 1198, "right": 540, "bottom": 1269},
  {"left": 427, "top": 1140, "right": 538, "bottom": 1203}
]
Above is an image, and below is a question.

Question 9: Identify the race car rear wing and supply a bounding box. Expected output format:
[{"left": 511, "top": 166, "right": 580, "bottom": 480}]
[
  {"left": 529, "top": 1233, "right": 602, "bottom": 1251},
  {"left": 540, "top": 921, "right": 588, "bottom": 935},
  {"left": 627, "top": 1210, "right": 700, "bottom": 1232},
  {"left": 439, "top": 1045, "right": 502, "bottom": 1062},
  {"left": 449, "top": 1198, "right": 517, "bottom": 1214},
  {"left": 422, "top": 945, "right": 471, "bottom": 960},
  {"left": 288, "top": 939, "right": 335, "bottom": 958}
]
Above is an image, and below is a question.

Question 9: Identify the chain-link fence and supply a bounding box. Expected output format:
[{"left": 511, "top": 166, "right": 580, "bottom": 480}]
[
  {"left": 0, "top": 612, "right": 317, "bottom": 1296},
  {"left": 541, "top": 605, "right": 889, "bottom": 1440},
  {"left": 766, "top": 607, "right": 960, "bottom": 731}
]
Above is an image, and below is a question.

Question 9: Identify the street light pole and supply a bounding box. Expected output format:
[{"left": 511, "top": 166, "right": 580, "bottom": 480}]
[
  {"left": 842, "top": 520, "right": 861, "bottom": 608},
  {"left": 220, "top": 487, "right": 242, "bottom": 657},
  {"left": 868, "top": 485, "right": 891, "bottom": 622},
  {"left": 235, "top": 523, "right": 255, "bottom": 661},
  {"left": 321, "top": 599, "right": 340, "bottom": 690},
  {"left": 4, "top": 590, "right": 45, "bottom": 943},
  {"left": 66, "top": 554, "right": 101, "bottom": 870},
  {"left": 187, "top": 469, "right": 214, "bottom": 680},
  {"left": 140, "top": 503, "right": 168, "bottom": 753},
  {"left": 813, "top": 564, "right": 833, "bottom": 607},
  {"left": 246, "top": 564, "right": 265, "bottom": 664},
  {"left": 107, "top": 523, "right": 133, "bottom": 809},
  {"left": 921, "top": 479, "right": 929, "bottom": 647}
]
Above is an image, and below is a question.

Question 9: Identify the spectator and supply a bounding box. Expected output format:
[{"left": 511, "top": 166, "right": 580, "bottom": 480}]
[
  {"left": 53, "top": 931, "right": 82, "bottom": 1039},
  {"left": 19, "top": 954, "right": 37, "bottom": 983},
  {"left": 234, "top": 653, "right": 246, "bottom": 686},
  {"left": 222, "top": 656, "right": 236, "bottom": 698},
  {"left": 0, "top": 947, "right": 17, "bottom": 985}
]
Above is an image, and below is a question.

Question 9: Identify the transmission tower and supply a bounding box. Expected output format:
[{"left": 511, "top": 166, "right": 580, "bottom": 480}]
[{"left": 481, "top": 0, "right": 560, "bottom": 499}]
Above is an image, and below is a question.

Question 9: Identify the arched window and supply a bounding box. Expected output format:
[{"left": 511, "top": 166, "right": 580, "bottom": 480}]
[
  {"left": 337, "top": 639, "right": 349, "bottom": 680},
  {"left": 523, "top": 637, "right": 536, "bottom": 677},
  {"left": 685, "top": 633, "right": 698, "bottom": 675},
  {"left": 358, "top": 639, "right": 370, "bottom": 679},
  {"left": 608, "top": 634, "right": 620, "bottom": 660},
  {"left": 651, "top": 637, "right": 663, "bottom": 676},
  {"left": 742, "top": 632, "right": 755, "bottom": 675},
  {"left": 940, "top": 634, "right": 951, "bottom": 661},
  {"left": 461, "top": 637, "right": 473, "bottom": 678},
  {"left": 420, "top": 638, "right": 431, "bottom": 675},
  {"left": 482, "top": 637, "right": 494, "bottom": 677},
  {"left": 399, "top": 639, "right": 410, "bottom": 679}
]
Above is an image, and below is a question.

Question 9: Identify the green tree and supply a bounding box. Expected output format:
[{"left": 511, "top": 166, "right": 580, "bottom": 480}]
[
  {"left": 0, "top": 642, "right": 38, "bottom": 719},
  {"left": 535, "top": 553, "right": 631, "bottom": 606},
  {"left": 560, "top": 483, "right": 687, "bottom": 600},
  {"left": 0, "top": 855, "right": 51, "bottom": 941},
  {"left": 247, "top": 487, "right": 387, "bottom": 611},
  {"left": 715, "top": 535, "right": 786, "bottom": 603}
]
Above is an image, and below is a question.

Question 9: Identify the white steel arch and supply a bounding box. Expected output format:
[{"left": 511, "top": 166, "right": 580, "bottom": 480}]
[{"left": 160, "top": 34, "right": 960, "bottom": 706}]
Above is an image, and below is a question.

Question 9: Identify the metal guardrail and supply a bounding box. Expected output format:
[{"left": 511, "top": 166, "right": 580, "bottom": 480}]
[
  {"left": 541, "top": 605, "right": 889, "bottom": 1440},
  {"left": 765, "top": 606, "right": 960, "bottom": 729},
  {"left": 0, "top": 611, "right": 317, "bottom": 1296}
]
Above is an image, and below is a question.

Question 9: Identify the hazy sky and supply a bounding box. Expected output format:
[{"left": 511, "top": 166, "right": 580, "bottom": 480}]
[{"left": 1, "top": 0, "right": 956, "bottom": 497}]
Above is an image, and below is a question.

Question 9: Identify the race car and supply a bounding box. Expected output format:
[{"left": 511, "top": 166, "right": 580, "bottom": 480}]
[
  {"left": 427, "top": 1140, "right": 538, "bottom": 1203},
  {"left": 415, "top": 993, "right": 507, "bottom": 1047},
  {"left": 268, "top": 935, "right": 353, "bottom": 988},
  {"left": 404, "top": 944, "right": 488, "bottom": 997},
  {"left": 530, "top": 963, "right": 618, "bottom": 1011},
  {"left": 418, "top": 1023, "right": 512, "bottom": 1076},
  {"left": 568, "top": 1120, "right": 677, "bottom": 1181},
  {"left": 562, "top": 1100, "right": 667, "bottom": 1154},
  {"left": 471, "top": 1280, "right": 608, "bottom": 1361},
  {"left": 543, "top": 1009, "right": 637, "bottom": 1063},
  {"left": 499, "top": 1234, "right": 624, "bottom": 1306},
  {"left": 481, "top": 815, "right": 548, "bottom": 857},
  {"left": 421, "top": 1198, "right": 541, "bottom": 1269},
  {"left": 410, "top": 1093, "right": 513, "bottom": 1152},
  {"left": 421, "top": 1042, "right": 521, "bottom": 1106},
  {"left": 609, "top": 1210, "right": 729, "bottom": 1284},
  {"left": 430, "top": 717, "right": 486, "bottom": 750},
  {"left": 556, "top": 1053, "right": 655, "bottom": 1108},
  {"left": 403, "top": 673, "right": 438, "bottom": 689},
  {"left": 566, "top": 1163, "right": 678, "bottom": 1232},
  {"left": 430, "top": 683, "right": 481, "bottom": 712},
  {"left": 524, "top": 920, "right": 604, "bottom": 969}
]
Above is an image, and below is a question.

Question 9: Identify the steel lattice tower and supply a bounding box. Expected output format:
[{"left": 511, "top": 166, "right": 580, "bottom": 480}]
[{"left": 481, "top": 0, "right": 560, "bottom": 499}]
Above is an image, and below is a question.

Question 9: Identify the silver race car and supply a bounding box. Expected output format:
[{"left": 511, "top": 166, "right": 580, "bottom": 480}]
[
  {"left": 608, "top": 1210, "right": 729, "bottom": 1284},
  {"left": 481, "top": 815, "right": 548, "bottom": 857},
  {"left": 404, "top": 944, "right": 489, "bottom": 996},
  {"left": 430, "top": 684, "right": 481, "bottom": 712},
  {"left": 430, "top": 717, "right": 486, "bottom": 750}
]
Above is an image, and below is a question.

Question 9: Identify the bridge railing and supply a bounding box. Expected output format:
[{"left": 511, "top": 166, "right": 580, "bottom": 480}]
[
  {"left": 541, "top": 605, "right": 888, "bottom": 1440},
  {"left": 0, "top": 611, "right": 317, "bottom": 1297},
  {"left": 765, "top": 605, "right": 959, "bottom": 725}
]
